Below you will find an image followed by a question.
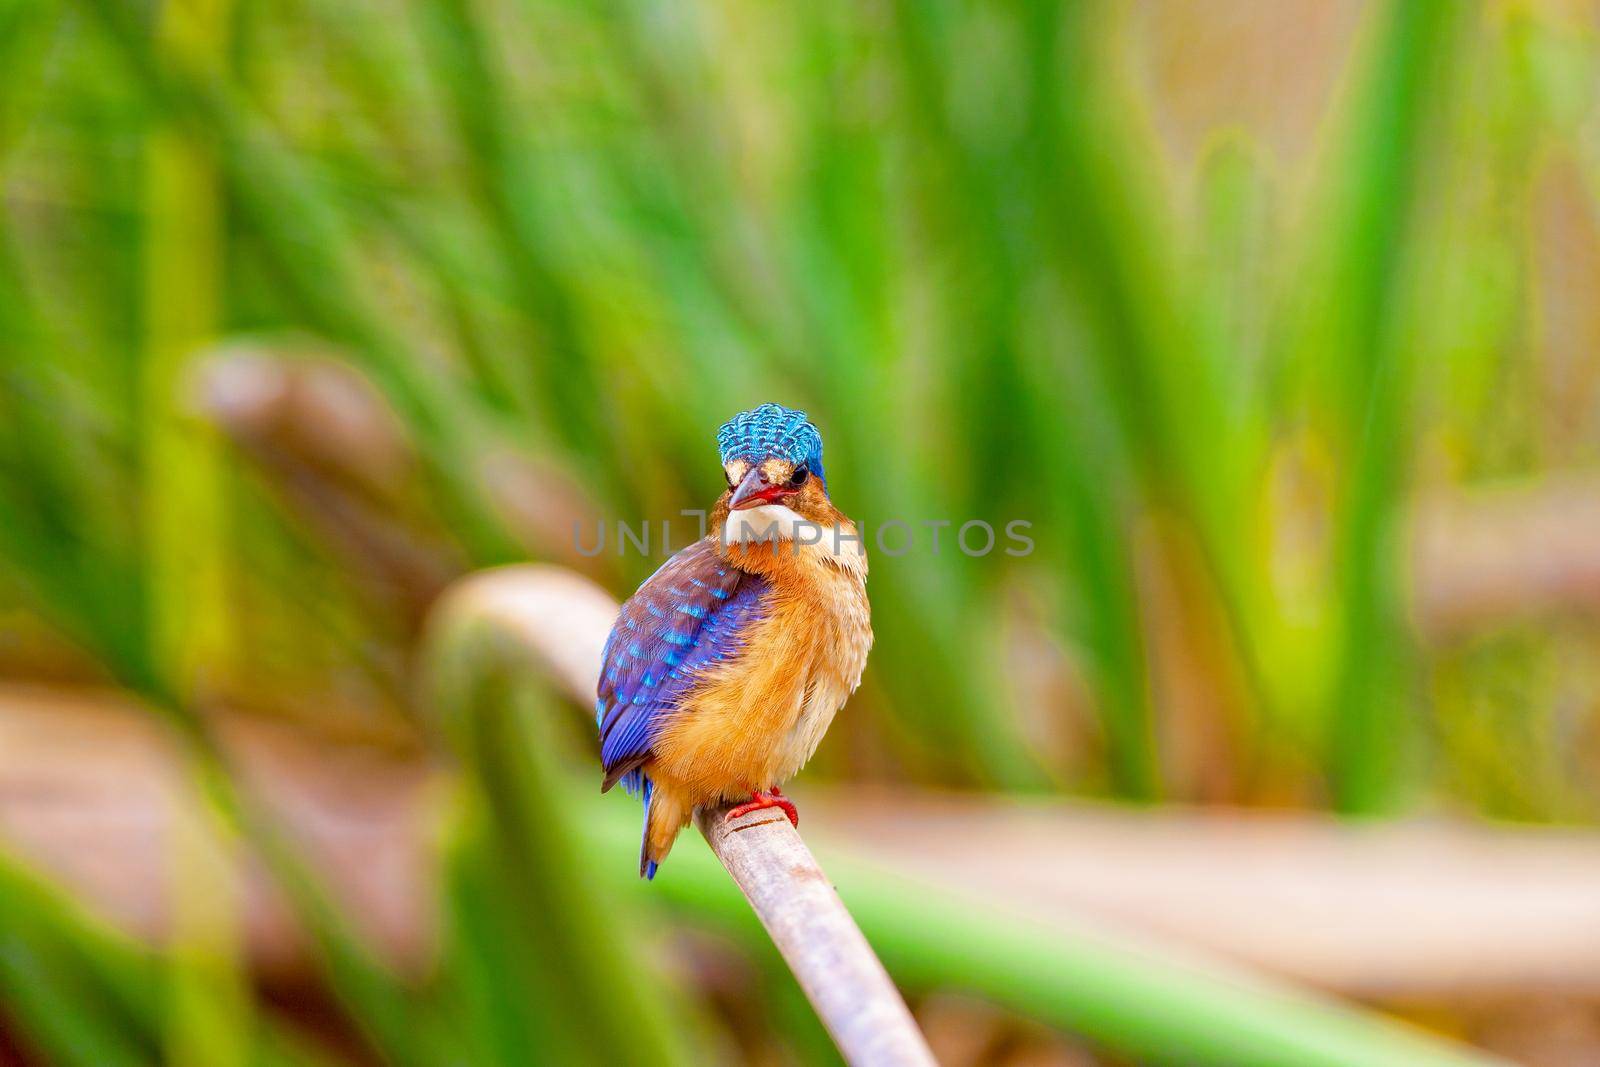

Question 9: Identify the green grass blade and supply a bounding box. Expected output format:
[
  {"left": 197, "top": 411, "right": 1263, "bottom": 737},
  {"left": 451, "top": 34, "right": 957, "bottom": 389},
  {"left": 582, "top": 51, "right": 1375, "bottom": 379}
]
[{"left": 1307, "top": 0, "right": 1461, "bottom": 813}]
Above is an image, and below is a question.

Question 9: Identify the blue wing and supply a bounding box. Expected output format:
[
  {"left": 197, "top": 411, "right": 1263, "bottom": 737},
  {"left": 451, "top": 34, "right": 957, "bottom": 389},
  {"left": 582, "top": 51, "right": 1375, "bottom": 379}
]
[{"left": 596, "top": 537, "right": 768, "bottom": 794}]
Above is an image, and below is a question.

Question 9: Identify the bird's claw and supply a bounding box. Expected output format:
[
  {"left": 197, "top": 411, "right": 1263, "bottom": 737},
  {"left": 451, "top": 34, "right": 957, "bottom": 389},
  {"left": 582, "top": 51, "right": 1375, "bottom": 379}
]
[{"left": 727, "top": 789, "right": 799, "bottom": 828}]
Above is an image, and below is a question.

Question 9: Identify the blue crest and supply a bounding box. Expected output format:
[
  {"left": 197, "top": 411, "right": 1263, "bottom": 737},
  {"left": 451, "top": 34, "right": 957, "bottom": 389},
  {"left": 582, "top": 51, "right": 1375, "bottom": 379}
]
[{"left": 717, "top": 403, "right": 827, "bottom": 488}]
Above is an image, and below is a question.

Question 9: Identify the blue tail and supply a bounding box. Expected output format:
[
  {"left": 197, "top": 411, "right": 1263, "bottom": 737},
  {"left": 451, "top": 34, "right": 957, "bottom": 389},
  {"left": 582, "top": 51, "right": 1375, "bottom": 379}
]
[{"left": 639, "top": 777, "right": 659, "bottom": 880}]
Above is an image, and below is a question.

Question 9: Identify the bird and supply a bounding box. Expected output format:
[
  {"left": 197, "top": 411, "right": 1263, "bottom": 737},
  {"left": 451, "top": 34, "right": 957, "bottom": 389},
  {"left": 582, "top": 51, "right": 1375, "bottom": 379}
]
[{"left": 595, "top": 403, "right": 872, "bottom": 878}]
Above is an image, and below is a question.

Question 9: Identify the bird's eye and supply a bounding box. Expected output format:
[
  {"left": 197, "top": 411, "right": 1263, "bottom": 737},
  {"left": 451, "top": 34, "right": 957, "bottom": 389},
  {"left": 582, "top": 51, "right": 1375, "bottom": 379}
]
[{"left": 789, "top": 466, "right": 809, "bottom": 488}]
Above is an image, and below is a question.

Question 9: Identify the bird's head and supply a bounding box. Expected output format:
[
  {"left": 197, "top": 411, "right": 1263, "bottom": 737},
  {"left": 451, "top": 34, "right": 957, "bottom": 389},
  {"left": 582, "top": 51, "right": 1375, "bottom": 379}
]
[{"left": 712, "top": 403, "right": 840, "bottom": 535}]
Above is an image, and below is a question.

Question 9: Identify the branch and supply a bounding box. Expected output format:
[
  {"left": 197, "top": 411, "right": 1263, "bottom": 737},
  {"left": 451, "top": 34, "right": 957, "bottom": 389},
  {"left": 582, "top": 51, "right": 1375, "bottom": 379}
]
[
  {"left": 696, "top": 806, "right": 934, "bottom": 1065},
  {"left": 428, "top": 565, "right": 936, "bottom": 1067},
  {"left": 1409, "top": 475, "right": 1600, "bottom": 638}
]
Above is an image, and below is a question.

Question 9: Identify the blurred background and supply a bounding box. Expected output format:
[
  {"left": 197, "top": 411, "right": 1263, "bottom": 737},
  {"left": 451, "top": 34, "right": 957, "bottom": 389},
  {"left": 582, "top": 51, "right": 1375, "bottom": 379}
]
[{"left": 3, "top": 0, "right": 1600, "bottom": 1063}]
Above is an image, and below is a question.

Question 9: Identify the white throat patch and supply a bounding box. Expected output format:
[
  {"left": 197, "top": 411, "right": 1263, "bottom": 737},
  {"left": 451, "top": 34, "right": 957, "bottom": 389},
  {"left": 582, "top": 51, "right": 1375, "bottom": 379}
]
[
  {"left": 723, "top": 505, "right": 809, "bottom": 544},
  {"left": 721, "top": 508, "right": 867, "bottom": 573}
]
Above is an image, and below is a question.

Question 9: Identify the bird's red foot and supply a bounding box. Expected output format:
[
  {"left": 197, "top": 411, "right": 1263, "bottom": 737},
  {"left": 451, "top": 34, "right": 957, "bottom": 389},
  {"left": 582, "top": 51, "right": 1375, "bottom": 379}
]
[{"left": 727, "top": 788, "right": 799, "bottom": 828}]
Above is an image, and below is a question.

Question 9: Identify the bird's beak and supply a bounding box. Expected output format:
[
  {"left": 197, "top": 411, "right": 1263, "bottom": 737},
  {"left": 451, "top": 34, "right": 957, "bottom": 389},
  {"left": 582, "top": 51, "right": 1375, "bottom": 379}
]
[{"left": 728, "top": 466, "right": 789, "bottom": 510}]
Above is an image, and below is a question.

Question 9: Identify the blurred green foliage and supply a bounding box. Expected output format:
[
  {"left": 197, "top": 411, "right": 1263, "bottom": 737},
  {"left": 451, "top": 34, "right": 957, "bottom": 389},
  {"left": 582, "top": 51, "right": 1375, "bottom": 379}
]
[{"left": 0, "top": 0, "right": 1595, "bottom": 1062}]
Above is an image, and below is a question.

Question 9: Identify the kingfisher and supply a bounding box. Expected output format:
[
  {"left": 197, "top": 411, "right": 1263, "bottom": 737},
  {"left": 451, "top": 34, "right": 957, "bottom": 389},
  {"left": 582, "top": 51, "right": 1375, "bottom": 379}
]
[{"left": 595, "top": 404, "right": 872, "bottom": 878}]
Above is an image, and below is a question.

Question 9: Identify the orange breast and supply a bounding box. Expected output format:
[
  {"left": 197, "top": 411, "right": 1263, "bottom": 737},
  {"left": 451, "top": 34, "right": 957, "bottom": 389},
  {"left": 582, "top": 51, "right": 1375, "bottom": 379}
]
[{"left": 649, "top": 542, "right": 871, "bottom": 806}]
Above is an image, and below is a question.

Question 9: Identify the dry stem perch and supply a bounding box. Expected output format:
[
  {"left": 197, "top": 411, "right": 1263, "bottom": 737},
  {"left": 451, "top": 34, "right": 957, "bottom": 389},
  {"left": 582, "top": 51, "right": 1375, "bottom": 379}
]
[{"left": 436, "top": 565, "right": 935, "bottom": 1066}]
